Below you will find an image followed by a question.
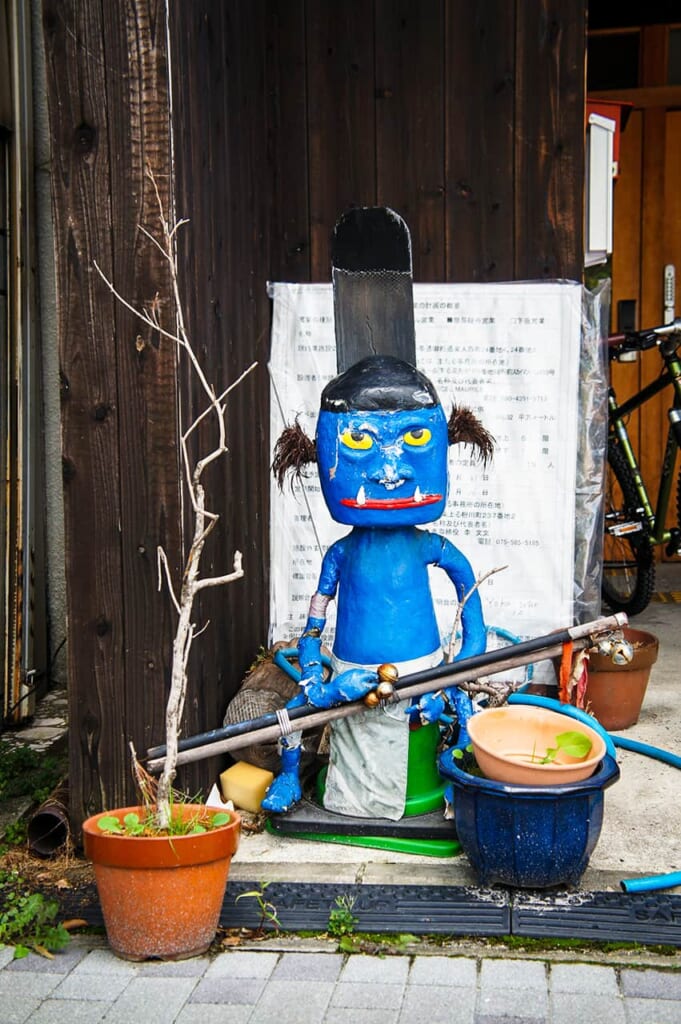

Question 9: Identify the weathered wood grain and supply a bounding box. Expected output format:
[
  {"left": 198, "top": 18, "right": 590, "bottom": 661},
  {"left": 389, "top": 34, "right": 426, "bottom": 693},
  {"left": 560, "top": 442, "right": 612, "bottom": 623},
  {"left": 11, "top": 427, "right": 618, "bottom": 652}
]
[
  {"left": 307, "top": 2, "right": 377, "bottom": 280},
  {"left": 376, "top": 0, "right": 446, "bottom": 281},
  {"left": 43, "top": 0, "right": 180, "bottom": 824},
  {"left": 514, "top": 0, "right": 585, "bottom": 280},
  {"left": 445, "top": 0, "right": 515, "bottom": 282}
]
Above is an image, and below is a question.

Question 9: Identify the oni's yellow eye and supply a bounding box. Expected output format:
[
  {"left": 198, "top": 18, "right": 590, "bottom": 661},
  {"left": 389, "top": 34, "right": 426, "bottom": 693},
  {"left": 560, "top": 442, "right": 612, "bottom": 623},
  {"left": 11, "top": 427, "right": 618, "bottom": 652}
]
[
  {"left": 340, "top": 429, "right": 373, "bottom": 450},
  {"left": 403, "top": 428, "right": 432, "bottom": 447}
]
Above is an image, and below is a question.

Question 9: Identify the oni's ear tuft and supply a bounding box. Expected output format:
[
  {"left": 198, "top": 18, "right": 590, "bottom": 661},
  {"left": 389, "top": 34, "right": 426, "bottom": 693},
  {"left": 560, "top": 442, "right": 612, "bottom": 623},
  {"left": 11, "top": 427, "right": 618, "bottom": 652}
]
[
  {"left": 447, "top": 406, "right": 495, "bottom": 466},
  {"left": 272, "top": 418, "right": 317, "bottom": 489}
]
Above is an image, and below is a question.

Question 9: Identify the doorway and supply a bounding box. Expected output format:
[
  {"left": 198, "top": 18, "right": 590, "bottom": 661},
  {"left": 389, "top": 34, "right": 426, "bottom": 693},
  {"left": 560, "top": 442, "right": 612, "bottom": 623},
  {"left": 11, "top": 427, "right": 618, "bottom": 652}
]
[{"left": 588, "top": 18, "right": 681, "bottom": 552}]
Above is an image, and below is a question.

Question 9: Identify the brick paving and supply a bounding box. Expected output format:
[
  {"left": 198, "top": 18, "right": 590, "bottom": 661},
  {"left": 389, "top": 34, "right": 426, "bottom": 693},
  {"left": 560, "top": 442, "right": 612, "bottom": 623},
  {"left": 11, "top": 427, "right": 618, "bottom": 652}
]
[{"left": 2, "top": 940, "right": 681, "bottom": 1023}]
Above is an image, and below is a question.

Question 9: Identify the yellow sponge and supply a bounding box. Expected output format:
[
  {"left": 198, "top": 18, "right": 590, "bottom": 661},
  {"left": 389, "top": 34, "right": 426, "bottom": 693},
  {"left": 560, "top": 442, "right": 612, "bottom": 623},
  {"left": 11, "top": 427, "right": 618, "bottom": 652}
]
[{"left": 219, "top": 761, "right": 274, "bottom": 814}]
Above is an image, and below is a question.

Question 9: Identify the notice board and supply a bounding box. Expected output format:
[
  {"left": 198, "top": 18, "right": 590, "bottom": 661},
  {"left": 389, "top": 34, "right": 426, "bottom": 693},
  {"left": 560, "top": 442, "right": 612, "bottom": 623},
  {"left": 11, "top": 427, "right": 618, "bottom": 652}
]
[{"left": 268, "top": 282, "right": 582, "bottom": 653}]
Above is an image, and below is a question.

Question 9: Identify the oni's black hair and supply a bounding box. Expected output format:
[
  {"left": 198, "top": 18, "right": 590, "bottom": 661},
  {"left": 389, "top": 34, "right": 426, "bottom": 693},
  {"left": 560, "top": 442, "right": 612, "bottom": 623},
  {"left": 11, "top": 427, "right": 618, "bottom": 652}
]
[{"left": 320, "top": 355, "right": 438, "bottom": 412}]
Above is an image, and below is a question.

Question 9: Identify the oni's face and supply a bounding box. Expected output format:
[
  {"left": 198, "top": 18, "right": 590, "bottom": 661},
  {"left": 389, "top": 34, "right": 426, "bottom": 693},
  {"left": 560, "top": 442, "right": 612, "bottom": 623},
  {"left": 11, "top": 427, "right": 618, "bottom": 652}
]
[{"left": 316, "top": 405, "right": 449, "bottom": 527}]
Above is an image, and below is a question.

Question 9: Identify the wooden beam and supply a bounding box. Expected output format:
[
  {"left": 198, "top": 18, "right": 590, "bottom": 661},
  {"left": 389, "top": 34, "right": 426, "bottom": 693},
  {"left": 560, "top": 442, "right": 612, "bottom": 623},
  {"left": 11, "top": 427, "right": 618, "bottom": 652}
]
[{"left": 589, "top": 86, "right": 681, "bottom": 109}]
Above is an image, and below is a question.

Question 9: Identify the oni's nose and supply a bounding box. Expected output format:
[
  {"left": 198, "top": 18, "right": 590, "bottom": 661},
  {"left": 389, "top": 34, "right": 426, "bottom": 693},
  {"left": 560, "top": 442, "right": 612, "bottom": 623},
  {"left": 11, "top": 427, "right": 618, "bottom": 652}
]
[{"left": 369, "top": 451, "right": 413, "bottom": 485}]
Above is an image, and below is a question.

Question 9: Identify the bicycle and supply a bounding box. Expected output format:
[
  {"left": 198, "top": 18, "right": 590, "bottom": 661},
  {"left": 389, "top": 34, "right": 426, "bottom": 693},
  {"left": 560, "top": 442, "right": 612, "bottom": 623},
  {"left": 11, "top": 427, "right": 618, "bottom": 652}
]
[{"left": 602, "top": 316, "right": 681, "bottom": 615}]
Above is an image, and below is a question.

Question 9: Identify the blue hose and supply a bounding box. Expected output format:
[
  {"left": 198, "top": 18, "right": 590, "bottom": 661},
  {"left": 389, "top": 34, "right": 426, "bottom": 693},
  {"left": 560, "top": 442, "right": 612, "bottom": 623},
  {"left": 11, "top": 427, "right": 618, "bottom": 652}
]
[
  {"left": 509, "top": 692, "right": 681, "bottom": 894},
  {"left": 611, "top": 734, "right": 681, "bottom": 771},
  {"left": 610, "top": 736, "right": 681, "bottom": 893},
  {"left": 507, "top": 692, "right": 617, "bottom": 759}
]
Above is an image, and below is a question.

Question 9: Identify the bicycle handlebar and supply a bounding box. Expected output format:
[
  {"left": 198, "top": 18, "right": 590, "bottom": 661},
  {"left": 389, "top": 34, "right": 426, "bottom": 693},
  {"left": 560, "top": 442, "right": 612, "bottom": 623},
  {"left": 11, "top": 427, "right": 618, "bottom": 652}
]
[{"left": 608, "top": 317, "right": 681, "bottom": 358}]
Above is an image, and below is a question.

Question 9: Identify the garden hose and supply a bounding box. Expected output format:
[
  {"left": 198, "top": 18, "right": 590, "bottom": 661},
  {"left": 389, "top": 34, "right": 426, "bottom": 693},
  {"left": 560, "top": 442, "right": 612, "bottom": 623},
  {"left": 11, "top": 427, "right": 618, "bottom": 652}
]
[{"left": 509, "top": 692, "right": 681, "bottom": 894}]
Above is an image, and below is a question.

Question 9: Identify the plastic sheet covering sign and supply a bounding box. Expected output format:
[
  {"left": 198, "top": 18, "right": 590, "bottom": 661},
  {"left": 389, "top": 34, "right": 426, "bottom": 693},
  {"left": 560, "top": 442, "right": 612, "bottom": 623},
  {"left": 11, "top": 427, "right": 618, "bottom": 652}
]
[{"left": 268, "top": 281, "right": 582, "bottom": 657}]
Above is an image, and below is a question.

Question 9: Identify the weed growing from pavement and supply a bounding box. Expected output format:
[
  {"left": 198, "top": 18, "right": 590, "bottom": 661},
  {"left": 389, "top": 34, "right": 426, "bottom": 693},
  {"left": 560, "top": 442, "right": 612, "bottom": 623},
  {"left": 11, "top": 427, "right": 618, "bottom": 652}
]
[
  {"left": 0, "top": 868, "right": 70, "bottom": 958},
  {"left": 327, "top": 894, "right": 358, "bottom": 938}
]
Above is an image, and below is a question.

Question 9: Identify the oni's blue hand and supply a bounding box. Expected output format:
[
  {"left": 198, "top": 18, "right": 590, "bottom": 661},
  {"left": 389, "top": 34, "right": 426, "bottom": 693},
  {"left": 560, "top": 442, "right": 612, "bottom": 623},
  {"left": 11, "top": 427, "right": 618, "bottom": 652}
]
[
  {"left": 303, "top": 668, "right": 378, "bottom": 709},
  {"left": 407, "top": 686, "right": 475, "bottom": 742},
  {"left": 408, "top": 690, "right": 448, "bottom": 725}
]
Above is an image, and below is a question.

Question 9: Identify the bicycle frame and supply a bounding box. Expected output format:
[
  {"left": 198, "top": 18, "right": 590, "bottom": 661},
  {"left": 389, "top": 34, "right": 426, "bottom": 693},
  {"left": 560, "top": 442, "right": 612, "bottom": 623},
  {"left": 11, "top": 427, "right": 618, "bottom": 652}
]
[{"left": 608, "top": 342, "right": 681, "bottom": 548}]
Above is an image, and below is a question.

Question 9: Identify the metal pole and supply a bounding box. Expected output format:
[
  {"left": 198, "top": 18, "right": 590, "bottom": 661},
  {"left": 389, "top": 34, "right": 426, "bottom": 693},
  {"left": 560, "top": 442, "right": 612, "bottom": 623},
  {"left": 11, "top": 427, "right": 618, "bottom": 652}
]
[{"left": 146, "top": 612, "right": 626, "bottom": 772}]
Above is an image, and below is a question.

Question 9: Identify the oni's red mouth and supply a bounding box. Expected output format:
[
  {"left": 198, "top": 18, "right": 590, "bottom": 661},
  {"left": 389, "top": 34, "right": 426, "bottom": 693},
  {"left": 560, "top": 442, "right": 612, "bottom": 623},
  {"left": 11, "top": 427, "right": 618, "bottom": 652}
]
[{"left": 340, "top": 493, "right": 442, "bottom": 510}]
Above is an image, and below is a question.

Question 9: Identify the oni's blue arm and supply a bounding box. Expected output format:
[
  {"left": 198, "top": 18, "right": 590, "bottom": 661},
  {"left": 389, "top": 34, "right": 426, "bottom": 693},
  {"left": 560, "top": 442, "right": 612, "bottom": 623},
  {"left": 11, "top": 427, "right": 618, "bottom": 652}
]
[{"left": 410, "top": 535, "right": 486, "bottom": 734}]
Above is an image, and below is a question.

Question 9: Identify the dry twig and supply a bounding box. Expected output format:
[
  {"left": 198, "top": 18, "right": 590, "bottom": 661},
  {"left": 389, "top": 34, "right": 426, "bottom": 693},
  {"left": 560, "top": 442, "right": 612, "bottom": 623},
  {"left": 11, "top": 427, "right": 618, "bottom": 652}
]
[{"left": 95, "top": 166, "right": 256, "bottom": 828}]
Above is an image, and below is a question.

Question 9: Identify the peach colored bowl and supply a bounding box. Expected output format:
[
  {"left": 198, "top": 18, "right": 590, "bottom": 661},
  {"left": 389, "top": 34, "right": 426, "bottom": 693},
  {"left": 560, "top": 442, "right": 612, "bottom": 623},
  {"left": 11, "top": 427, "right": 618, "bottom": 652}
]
[{"left": 466, "top": 705, "right": 606, "bottom": 786}]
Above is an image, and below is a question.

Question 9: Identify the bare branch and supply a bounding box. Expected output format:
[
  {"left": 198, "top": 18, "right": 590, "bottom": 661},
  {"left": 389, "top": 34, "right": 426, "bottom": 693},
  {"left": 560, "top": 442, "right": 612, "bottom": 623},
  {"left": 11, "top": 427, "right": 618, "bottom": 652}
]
[
  {"left": 183, "top": 361, "right": 258, "bottom": 446},
  {"left": 157, "top": 547, "right": 181, "bottom": 615},
  {"left": 102, "top": 164, "right": 253, "bottom": 829},
  {"left": 168, "top": 218, "right": 190, "bottom": 240},
  {"left": 195, "top": 551, "right": 244, "bottom": 591},
  {"left": 445, "top": 565, "right": 508, "bottom": 664},
  {"left": 93, "top": 259, "right": 184, "bottom": 347},
  {"left": 138, "top": 224, "right": 169, "bottom": 260}
]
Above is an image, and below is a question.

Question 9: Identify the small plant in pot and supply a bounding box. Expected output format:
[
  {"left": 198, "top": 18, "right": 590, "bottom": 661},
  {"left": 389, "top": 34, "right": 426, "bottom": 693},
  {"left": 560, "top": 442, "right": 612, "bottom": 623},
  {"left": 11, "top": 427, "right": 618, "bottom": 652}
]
[
  {"left": 81, "top": 168, "right": 255, "bottom": 961},
  {"left": 466, "top": 704, "right": 606, "bottom": 786}
]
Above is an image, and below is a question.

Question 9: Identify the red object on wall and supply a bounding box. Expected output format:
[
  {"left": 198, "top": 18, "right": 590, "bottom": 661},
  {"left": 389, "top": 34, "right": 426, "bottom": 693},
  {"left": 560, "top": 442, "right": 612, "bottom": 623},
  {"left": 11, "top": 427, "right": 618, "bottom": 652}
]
[{"left": 587, "top": 99, "right": 633, "bottom": 177}]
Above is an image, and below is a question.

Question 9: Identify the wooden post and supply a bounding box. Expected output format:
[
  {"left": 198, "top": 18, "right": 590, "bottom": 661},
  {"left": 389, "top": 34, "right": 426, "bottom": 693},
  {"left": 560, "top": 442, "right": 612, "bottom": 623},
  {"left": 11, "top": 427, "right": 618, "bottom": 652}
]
[{"left": 42, "top": 0, "right": 181, "bottom": 826}]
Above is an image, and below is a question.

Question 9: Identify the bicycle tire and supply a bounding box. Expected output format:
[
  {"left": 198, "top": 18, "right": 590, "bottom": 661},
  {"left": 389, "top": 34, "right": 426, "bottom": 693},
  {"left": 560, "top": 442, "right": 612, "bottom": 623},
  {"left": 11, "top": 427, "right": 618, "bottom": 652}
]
[
  {"left": 676, "top": 468, "right": 681, "bottom": 542},
  {"left": 601, "top": 439, "right": 656, "bottom": 616}
]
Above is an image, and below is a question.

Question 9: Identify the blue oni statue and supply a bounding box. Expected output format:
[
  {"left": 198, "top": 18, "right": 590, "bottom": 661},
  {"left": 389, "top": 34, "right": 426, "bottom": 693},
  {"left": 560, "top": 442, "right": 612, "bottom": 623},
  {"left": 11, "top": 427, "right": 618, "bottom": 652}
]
[{"left": 262, "top": 354, "right": 494, "bottom": 820}]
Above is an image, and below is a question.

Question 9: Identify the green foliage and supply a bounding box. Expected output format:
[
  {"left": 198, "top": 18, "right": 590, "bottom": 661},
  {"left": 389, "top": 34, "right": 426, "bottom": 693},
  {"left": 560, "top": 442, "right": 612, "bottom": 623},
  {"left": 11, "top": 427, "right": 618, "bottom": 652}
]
[
  {"left": 540, "top": 731, "right": 593, "bottom": 765},
  {"left": 0, "top": 869, "right": 70, "bottom": 958},
  {"left": 0, "top": 821, "right": 28, "bottom": 855},
  {"left": 97, "top": 809, "right": 232, "bottom": 837},
  {"left": 0, "top": 741, "right": 65, "bottom": 806},
  {"left": 235, "top": 881, "right": 281, "bottom": 932},
  {"left": 328, "top": 894, "right": 358, "bottom": 938},
  {"left": 337, "top": 931, "right": 419, "bottom": 955}
]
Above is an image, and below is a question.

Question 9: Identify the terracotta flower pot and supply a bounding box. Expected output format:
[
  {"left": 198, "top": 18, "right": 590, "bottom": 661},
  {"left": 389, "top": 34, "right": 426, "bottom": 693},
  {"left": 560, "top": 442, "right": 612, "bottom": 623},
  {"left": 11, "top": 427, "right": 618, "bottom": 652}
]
[
  {"left": 82, "top": 804, "right": 241, "bottom": 961},
  {"left": 584, "top": 626, "right": 658, "bottom": 731},
  {"left": 467, "top": 705, "right": 606, "bottom": 786}
]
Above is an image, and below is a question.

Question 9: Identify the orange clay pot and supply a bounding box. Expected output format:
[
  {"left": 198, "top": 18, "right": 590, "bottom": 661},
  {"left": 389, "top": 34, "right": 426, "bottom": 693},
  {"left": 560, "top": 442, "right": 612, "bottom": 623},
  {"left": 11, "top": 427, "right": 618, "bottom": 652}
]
[
  {"left": 82, "top": 805, "right": 240, "bottom": 961},
  {"left": 584, "top": 626, "right": 658, "bottom": 731},
  {"left": 467, "top": 705, "right": 606, "bottom": 786}
]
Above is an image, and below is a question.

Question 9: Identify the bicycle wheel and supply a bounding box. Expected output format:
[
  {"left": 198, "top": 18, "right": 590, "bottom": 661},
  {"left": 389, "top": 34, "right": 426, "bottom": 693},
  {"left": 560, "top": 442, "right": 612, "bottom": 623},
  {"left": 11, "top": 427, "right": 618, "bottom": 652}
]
[{"left": 601, "top": 439, "right": 655, "bottom": 615}]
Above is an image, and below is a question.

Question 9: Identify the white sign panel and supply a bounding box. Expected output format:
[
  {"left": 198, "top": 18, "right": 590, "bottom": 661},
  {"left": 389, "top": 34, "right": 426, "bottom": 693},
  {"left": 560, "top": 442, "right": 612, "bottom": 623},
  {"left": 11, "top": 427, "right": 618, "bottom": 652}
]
[{"left": 268, "top": 282, "right": 582, "bottom": 650}]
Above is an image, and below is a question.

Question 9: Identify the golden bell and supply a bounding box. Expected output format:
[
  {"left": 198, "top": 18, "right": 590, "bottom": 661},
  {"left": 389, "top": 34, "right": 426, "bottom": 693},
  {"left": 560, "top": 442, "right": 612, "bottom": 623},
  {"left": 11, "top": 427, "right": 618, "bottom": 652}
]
[
  {"left": 377, "top": 663, "right": 398, "bottom": 684},
  {"left": 376, "top": 680, "right": 395, "bottom": 701},
  {"left": 363, "top": 691, "right": 380, "bottom": 708}
]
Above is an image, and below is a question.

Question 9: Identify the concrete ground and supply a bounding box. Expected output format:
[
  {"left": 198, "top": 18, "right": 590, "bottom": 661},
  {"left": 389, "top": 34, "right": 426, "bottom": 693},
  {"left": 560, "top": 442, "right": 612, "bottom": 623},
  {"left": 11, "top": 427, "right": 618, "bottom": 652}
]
[{"left": 230, "top": 563, "right": 681, "bottom": 894}]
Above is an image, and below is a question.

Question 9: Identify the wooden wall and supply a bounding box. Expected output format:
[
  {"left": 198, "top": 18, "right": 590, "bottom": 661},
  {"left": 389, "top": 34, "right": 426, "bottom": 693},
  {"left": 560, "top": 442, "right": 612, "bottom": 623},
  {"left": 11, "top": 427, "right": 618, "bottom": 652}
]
[
  {"left": 43, "top": 0, "right": 586, "bottom": 822},
  {"left": 43, "top": 0, "right": 182, "bottom": 821}
]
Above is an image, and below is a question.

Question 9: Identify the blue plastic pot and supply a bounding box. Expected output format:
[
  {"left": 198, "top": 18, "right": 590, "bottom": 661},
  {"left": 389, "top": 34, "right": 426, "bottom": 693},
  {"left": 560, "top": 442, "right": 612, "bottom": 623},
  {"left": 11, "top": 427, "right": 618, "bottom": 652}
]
[{"left": 438, "top": 750, "right": 620, "bottom": 888}]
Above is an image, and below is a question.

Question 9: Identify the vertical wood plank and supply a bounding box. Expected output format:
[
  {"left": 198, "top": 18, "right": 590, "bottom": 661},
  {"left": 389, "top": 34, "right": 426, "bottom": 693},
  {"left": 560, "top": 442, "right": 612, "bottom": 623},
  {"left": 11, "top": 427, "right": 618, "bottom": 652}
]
[
  {"left": 639, "top": 27, "right": 670, "bottom": 537},
  {"left": 168, "top": 1, "right": 292, "bottom": 787},
  {"left": 610, "top": 109, "right": 643, "bottom": 461},
  {"left": 101, "top": 1, "right": 181, "bottom": 773},
  {"left": 664, "top": 112, "right": 681, "bottom": 320},
  {"left": 265, "top": 0, "right": 310, "bottom": 282},
  {"left": 43, "top": 0, "right": 125, "bottom": 819},
  {"left": 375, "top": 0, "right": 445, "bottom": 281},
  {"left": 307, "top": 2, "right": 377, "bottom": 280},
  {"left": 445, "top": 0, "right": 516, "bottom": 282},
  {"left": 663, "top": 109, "right": 681, "bottom": 543},
  {"left": 514, "top": 0, "right": 586, "bottom": 280},
  {"left": 42, "top": 0, "right": 179, "bottom": 822}
]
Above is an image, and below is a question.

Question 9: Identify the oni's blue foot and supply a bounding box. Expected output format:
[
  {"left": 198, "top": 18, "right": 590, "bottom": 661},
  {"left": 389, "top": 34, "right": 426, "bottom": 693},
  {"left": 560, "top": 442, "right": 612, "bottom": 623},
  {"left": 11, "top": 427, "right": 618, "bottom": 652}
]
[{"left": 261, "top": 743, "right": 302, "bottom": 813}]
